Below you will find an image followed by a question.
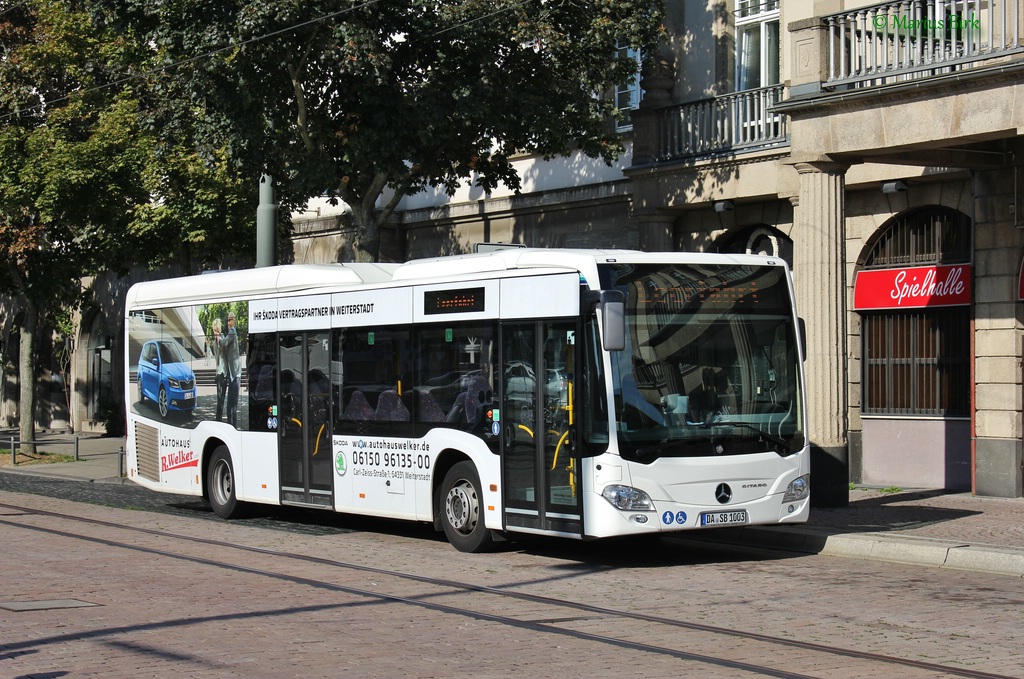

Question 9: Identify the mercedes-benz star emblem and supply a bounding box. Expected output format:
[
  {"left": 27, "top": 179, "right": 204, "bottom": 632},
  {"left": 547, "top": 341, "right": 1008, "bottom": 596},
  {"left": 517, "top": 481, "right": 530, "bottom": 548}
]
[{"left": 715, "top": 483, "right": 733, "bottom": 504}]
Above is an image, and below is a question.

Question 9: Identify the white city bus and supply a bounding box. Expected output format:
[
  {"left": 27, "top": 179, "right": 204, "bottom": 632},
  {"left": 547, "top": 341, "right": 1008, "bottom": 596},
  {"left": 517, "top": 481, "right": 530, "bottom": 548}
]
[{"left": 124, "top": 248, "right": 809, "bottom": 552}]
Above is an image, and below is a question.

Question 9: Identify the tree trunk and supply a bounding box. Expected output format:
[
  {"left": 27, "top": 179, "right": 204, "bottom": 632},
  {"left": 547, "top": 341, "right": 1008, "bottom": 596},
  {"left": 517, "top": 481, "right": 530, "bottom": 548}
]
[
  {"left": 339, "top": 173, "right": 407, "bottom": 264},
  {"left": 351, "top": 204, "right": 381, "bottom": 263},
  {"left": 18, "top": 303, "right": 38, "bottom": 456}
]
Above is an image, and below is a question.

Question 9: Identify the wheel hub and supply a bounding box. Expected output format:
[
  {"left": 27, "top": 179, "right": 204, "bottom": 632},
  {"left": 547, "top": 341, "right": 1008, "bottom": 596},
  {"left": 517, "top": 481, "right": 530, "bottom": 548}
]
[{"left": 446, "top": 483, "right": 476, "bottom": 533}]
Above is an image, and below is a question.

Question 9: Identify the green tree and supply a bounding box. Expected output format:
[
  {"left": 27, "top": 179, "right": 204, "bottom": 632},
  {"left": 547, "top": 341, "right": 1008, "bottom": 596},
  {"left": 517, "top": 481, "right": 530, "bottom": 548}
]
[
  {"left": 0, "top": 0, "right": 152, "bottom": 449},
  {"left": 0, "top": 0, "right": 254, "bottom": 445},
  {"left": 94, "top": 0, "right": 664, "bottom": 262}
]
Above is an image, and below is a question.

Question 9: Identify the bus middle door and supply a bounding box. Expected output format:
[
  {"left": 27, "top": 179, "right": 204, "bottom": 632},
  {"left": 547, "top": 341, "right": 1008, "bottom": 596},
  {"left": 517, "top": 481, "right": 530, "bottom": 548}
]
[
  {"left": 501, "top": 320, "right": 582, "bottom": 537},
  {"left": 278, "top": 331, "right": 334, "bottom": 509}
]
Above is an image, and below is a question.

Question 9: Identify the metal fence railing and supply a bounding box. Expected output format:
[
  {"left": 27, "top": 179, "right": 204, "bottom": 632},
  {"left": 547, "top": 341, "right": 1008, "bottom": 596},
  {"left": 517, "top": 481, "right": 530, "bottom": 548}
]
[
  {"left": 824, "top": 0, "right": 1023, "bottom": 89},
  {"left": 653, "top": 84, "right": 789, "bottom": 162}
]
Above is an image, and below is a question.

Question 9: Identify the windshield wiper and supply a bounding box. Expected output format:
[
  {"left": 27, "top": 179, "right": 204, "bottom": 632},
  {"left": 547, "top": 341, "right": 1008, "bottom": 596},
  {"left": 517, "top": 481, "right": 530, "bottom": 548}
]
[
  {"left": 687, "top": 417, "right": 790, "bottom": 453},
  {"left": 725, "top": 422, "right": 790, "bottom": 454},
  {"left": 624, "top": 437, "right": 711, "bottom": 461}
]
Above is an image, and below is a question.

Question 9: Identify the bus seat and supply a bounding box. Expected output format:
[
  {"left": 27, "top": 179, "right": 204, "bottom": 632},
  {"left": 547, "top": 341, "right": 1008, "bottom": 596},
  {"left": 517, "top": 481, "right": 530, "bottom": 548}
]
[
  {"left": 308, "top": 368, "right": 329, "bottom": 394},
  {"left": 415, "top": 390, "right": 447, "bottom": 423},
  {"left": 374, "top": 390, "right": 410, "bottom": 421},
  {"left": 253, "top": 364, "right": 275, "bottom": 400},
  {"left": 342, "top": 390, "right": 375, "bottom": 420},
  {"left": 446, "top": 392, "right": 467, "bottom": 424},
  {"left": 463, "top": 375, "right": 493, "bottom": 425}
]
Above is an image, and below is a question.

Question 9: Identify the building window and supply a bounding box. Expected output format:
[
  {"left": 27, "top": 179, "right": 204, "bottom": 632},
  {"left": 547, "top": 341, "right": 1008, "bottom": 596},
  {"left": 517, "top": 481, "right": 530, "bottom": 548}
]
[
  {"left": 859, "top": 206, "right": 971, "bottom": 268},
  {"left": 715, "top": 224, "right": 793, "bottom": 269},
  {"left": 859, "top": 207, "right": 971, "bottom": 418},
  {"left": 862, "top": 308, "right": 969, "bottom": 416},
  {"left": 614, "top": 43, "right": 643, "bottom": 132},
  {"left": 736, "top": 0, "right": 780, "bottom": 91}
]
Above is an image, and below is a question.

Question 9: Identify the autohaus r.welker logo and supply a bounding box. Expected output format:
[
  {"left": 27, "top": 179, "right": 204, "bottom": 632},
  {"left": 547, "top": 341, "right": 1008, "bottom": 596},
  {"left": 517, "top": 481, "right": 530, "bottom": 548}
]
[{"left": 160, "top": 448, "right": 197, "bottom": 472}]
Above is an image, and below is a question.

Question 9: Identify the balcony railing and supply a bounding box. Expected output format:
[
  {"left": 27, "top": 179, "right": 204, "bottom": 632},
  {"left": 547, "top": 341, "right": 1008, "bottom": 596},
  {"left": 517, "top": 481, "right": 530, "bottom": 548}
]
[
  {"left": 825, "top": 0, "right": 1022, "bottom": 89},
  {"left": 651, "top": 85, "right": 789, "bottom": 162}
]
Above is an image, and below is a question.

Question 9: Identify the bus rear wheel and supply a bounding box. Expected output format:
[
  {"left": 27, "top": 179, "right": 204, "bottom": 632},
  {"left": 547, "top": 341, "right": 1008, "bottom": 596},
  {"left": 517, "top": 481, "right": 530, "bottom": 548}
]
[
  {"left": 207, "top": 446, "right": 248, "bottom": 519},
  {"left": 439, "top": 461, "right": 493, "bottom": 553}
]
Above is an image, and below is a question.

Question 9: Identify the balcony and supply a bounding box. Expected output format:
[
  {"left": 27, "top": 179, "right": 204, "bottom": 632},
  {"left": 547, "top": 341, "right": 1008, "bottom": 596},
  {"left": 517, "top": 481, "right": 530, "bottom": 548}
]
[
  {"left": 632, "top": 85, "right": 789, "bottom": 165},
  {"left": 824, "top": 0, "right": 1022, "bottom": 89}
]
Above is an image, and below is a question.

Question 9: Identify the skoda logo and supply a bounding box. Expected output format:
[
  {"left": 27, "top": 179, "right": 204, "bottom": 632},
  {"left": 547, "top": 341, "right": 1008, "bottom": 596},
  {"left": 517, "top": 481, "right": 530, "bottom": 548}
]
[{"left": 715, "top": 483, "right": 733, "bottom": 504}]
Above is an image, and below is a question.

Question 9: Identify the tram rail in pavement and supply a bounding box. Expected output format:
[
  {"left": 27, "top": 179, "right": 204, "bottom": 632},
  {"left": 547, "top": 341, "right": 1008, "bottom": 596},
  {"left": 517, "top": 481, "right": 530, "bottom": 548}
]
[{"left": 2, "top": 429, "right": 1022, "bottom": 577}]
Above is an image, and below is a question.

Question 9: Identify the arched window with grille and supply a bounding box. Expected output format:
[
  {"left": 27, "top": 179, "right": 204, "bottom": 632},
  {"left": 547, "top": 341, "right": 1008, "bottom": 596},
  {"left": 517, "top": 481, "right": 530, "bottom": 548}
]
[
  {"left": 856, "top": 207, "right": 971, "bottom": 417},
  {"left": 716, "top": 224, "right": 794, "bottom": 268}
]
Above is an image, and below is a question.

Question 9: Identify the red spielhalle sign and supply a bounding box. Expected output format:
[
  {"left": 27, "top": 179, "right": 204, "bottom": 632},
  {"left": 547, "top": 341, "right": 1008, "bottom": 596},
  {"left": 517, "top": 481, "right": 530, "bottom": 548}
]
[{"left": 854, "top": 264, "right": 971, "bottom": 310}]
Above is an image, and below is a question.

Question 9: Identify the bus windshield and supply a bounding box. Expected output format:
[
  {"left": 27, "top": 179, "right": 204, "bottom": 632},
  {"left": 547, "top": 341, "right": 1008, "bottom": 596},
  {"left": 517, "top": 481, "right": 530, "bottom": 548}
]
[{"left": 599, "top": 262, "right": 805, "bottom": 462}]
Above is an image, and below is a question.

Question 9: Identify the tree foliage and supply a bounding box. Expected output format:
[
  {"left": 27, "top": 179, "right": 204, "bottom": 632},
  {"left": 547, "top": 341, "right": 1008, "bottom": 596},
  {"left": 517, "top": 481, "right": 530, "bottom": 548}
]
[
  {"left": 94, "top": 0, "right": 665, "bottom": 261},
  {"left": 0, "top": 0, "right": 148, "bottom": 445},
  {"left": 0, "top": 0, "right": 255, "bottom": 441},
  {"left": 1, "top": 1, "right": 147, "bottom": 302}
]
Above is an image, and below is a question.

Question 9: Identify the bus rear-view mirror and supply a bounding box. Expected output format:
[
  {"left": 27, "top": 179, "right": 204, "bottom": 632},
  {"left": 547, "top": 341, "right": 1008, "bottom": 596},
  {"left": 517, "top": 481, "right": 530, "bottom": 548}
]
[{"left": 599, "top": 291, "right": 626, "bottom": 352}]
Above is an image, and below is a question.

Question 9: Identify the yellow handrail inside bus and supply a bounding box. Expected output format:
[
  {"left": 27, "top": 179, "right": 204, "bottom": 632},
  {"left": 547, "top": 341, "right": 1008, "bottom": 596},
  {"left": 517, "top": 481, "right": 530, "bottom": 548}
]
[
  {"left": 312, "top": 423, "right": 326, "bottom": 456},
  {"left": 567, "top": 380, "right": 574, "bottom": 426},
  {"left": 549, "top": 431, "right": 570, "bottom": 470}
]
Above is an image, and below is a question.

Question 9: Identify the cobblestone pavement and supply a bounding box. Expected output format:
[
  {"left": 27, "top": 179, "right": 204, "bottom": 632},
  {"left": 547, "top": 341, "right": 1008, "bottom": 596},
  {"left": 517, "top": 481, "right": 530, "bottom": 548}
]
[
  {"left": 2, "top": 433, "right": 1024, "bottom": 677},
  {"left": 2, "top": 486, "right": 1023, "bottom": 678},
  {"left": 3, "top": 429, "right": 1024, "bottom": 576}
]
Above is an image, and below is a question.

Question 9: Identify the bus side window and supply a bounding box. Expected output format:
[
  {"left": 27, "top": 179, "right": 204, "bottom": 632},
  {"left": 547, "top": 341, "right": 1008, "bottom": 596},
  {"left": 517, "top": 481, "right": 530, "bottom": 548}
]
[
  {"left": 334, "top": 327, "right": 412, "bottom": 437},
  {"left": 414, "top": 323, "right": 497, "bottom": 443},
  {"left": 246, "top": 333, "right": 277, "bottom": 432}
]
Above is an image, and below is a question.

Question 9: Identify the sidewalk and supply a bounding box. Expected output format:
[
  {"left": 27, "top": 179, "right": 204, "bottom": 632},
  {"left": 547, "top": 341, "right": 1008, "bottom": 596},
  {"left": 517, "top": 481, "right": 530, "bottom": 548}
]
[
  {"left": 0, "top": 430, "right": 128, "bottom": 484},
  {"left": 714, "top": 489, "right": 1024, "bottom": 577},
  {"left": 2, "top": 430, "right": 1023, "bottom": 576}
]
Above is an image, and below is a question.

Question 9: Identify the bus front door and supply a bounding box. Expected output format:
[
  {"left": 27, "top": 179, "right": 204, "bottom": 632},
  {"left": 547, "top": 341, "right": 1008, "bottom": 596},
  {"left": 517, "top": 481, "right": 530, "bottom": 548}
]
[
  {"left": 501, "top": 320, "right": 582, "bottom": 537},
  {"left": 278, "top": 331, "right": 334, "bottom": 509}
]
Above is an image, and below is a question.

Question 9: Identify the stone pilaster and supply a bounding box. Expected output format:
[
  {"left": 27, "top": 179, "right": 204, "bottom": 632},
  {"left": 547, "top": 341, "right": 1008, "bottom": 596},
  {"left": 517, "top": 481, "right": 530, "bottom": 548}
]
[
  {"left": 787, "top": 17, "right": 828, "bottom": 98},
  {"left": 792, "top": 160, "right": 849, "bottom": 506},
  {"left": 637, "top": 213, "right": 677, "bottom": 253}
]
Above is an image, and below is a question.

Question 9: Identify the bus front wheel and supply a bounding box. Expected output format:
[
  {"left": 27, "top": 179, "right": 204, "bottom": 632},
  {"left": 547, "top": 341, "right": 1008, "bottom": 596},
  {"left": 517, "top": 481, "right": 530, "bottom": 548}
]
[
  {"left": 439, "top": 461, "right": 493, "bottom": 553},
  {"left": 207, "top": 446, "right": 248, "bottom": 519}
]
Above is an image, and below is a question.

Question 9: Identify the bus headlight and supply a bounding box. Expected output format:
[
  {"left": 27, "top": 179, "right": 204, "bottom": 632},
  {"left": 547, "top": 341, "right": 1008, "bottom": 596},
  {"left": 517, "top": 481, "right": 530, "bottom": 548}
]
[
  {"left": 782, "top": 474, "right": 810, "bottom": 502},
  {"left": 602, "top": 485, "right": 653, "bottom": 511}
]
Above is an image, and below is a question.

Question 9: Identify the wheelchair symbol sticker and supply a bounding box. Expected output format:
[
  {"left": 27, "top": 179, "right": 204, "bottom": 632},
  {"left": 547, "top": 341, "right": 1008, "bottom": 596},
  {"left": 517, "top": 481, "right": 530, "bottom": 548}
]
[{"left": 662, "top": 510, "right": 688, "bottom": 525}]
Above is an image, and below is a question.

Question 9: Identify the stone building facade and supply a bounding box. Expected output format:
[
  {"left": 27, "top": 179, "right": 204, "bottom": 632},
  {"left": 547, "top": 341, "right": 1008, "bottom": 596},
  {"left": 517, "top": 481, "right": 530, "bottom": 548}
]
[
  {"left": 4, "top": 0, "right": 1022, "bottom": 503},
  {"left": 631, "top": 0, "right": 1024, "bottom": 501}
]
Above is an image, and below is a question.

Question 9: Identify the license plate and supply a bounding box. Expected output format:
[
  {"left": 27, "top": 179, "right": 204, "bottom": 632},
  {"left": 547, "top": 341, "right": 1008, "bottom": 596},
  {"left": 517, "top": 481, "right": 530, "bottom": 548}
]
[
  {"left": 700, "top": 510, "right": 748, "bottom": 527},
  {"left": 184, "top": 391, "right": 194, "bottom": 400}
]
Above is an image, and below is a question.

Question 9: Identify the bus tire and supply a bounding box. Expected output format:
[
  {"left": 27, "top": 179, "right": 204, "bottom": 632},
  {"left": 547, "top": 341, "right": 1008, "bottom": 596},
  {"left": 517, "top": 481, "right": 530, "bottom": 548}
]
[
  {"left": 439, "top": 461, "right": 493, "bottom": 553},
  {"left": 207, "top": 446, "right": 248, "bottom": 519}
]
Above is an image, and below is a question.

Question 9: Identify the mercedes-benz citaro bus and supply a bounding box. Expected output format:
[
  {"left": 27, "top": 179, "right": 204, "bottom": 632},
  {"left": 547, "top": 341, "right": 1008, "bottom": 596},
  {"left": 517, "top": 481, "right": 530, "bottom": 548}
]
[{"left": 124, "top": 248, "right": 809, "bottom": 552}]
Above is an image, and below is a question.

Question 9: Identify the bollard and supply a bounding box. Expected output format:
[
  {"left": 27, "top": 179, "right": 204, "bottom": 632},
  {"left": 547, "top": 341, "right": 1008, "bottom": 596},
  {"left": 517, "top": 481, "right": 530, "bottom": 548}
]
[
  {"left": 119, "top": 446, "right": 124, "bottom": 478},
  {"left": 9, "top": 436, "right": 13, "bottom": 466},
  {"left": 75, "top": 434, "right": 80, "bottom": 462}
]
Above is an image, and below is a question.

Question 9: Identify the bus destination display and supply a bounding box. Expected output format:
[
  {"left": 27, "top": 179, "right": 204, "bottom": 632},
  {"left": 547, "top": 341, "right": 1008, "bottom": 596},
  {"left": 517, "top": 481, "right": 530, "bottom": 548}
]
[{"left": 424, "top": 287, "right": 486, "bottom": 315}]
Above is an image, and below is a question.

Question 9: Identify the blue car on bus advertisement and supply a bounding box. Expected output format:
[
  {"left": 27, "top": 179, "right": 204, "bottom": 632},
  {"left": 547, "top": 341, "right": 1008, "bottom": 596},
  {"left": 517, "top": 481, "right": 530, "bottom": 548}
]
[{"left": 137, "top": 340, "right": 197, "bottom": 418}]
